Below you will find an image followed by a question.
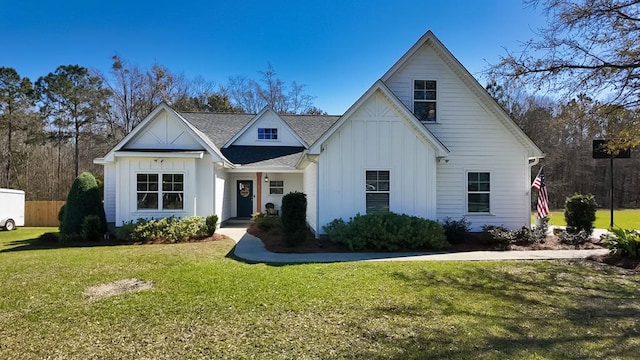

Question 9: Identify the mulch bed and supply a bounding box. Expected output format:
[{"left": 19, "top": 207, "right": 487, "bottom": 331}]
[{"left": 247, "top": 223, "right": 639, "bottom": 270}]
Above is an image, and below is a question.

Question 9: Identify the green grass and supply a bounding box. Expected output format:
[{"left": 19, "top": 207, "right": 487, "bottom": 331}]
[
  {"left": 534, "top": 209, "right": 640, "bottom": 229},
  {"left": 1, "top": 228, "right": 639, "bottom": 359}
]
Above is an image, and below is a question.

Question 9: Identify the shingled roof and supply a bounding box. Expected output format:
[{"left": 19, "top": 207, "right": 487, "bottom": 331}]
[
  {"left": 180, "top": 112, "right": 340, "bottom": 148},
  {"left": 178, "top": 111, "right": 340, "bottom": 167}
]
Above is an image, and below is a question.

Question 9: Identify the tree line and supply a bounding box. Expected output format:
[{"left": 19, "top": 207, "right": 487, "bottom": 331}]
[{"left": 0, "top": 58, "right": 323, "bottom": 200}]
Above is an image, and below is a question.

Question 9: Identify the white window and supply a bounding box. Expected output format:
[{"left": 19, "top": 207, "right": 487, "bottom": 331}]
[
  {"left": 269, "top": 180, "right": 284, "bottom": 195},
  {"left": 467, "top": 172, "right": 490, "bottom": 213},
  {"left": 136, "top": 173, "right": 184, "bottom": 210},
  {"left": 258, "top": 128, "right": 278, "bottom": 140},
  {"left": 365, "top": 170, "right": 390, "bottom": 214},
  {"left": 413, "top": 80, "right": 436, "bottom": 122}
]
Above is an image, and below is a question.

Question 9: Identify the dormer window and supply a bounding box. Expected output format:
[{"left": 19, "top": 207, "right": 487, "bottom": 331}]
[
  {"left": 258, "top": 128, "right": 278, "bottom": 140},
  {"left": 413, "top": 80, "right": 436, "bottom": 122}
]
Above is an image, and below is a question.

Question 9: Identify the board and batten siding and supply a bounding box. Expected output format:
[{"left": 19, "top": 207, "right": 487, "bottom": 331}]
[
  {"left": 317, "top": 90, "right": 438, "bottom": 234},
  {"left": 385, "top": 41, "right": 532, "bottom": 230},
  {"left": 195, "top": 154, "right": 215, "bottom": 218},
  {"left": 115, "top": 157, "right": 196, "bottom": 225},
  {"left": 103, "top": 164, "right": 116, "bottom": 223},
  {"left": 303, "top": 162, "right": 318, "bottom": 234},
  {"left": 215, "top": 168, "right": 229, "bottom": 222}
]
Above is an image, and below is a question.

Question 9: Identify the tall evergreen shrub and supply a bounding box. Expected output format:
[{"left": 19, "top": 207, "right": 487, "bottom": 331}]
[
  {"left": 60, "top": 172, "right": 107, "bottom": 240},
  {"left": 281, "top": 191, "right": 307, "bottom": 246},
  {"left": 564, "top": 193, "right": 597, "bottom": 235}
]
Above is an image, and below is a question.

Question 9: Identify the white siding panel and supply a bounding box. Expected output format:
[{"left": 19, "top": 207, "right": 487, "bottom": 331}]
[
  {"left": 318, "top": 90, "right": 439, "bottom": 234},
  {"left": 386, "top": 41, "right": 532, "bottom": 230},
  {"left": 126, "top": 110, "right": 203, "bottom": 150},
  {"left": 303, "top": 162, "right": 318, "bottom": 234},
  {"left": 116, "top": 157, "right": 196, "bottom": 224},
  {"left": 215, "top": 169, "right": 229, "bottom": 222},
  {"left": 195, "top": 154, "right": 215, "bottom": 217},
  {"left": 103, "top": 164, "right": 116, "bottom": 223}
]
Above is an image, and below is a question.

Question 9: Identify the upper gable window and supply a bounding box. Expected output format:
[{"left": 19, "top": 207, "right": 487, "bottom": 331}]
[
  {"left": 258, "top": 128, "right": 278, "bottom": 140},
  {"left": 413, "top": 80, "right": 436, "bottom": 122}
]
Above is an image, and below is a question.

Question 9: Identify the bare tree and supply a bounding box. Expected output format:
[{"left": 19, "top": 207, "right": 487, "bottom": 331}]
[
  {"left": 490, "top": 0, "right": 640, "bottom": 148},
  {"left": 225, "top": 63, "right": 319, "bottom": 114}
]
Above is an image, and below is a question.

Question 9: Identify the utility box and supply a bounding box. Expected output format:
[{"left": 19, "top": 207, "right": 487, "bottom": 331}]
[{"left": 0, "top": 188, "right": 25, "bottom": 230}]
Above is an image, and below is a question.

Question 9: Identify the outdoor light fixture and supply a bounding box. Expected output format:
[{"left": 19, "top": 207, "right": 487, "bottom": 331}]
[{"left": 264, "top": 173, "right": 269, "bottom": 182}]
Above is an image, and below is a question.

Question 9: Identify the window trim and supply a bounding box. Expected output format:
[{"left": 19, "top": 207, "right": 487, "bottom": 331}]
[
  {"left": 269, "top": 180, "right": 284, "bottom": 195},
  {"left": 257, "top": 127, "right": 278, "bottom": 140},
  {"left": 365, "top": 170, "right": 390, "bottom": 214},
  {"left": 135, "top": 172, "right": 185, "bottom": 211},
  {"left": 412, "top": 79, "right": 437, "bottom": 122},
  {"left": 466, "top": 171, "right": 491, "bottom": 214}
]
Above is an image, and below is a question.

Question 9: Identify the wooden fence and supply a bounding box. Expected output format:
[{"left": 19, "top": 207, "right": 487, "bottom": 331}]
[{"left": 25, "top": 201, "right": 65, "bottom": 227}]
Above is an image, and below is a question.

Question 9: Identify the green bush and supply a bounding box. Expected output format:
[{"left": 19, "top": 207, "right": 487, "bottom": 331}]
[
  {"left": 59, "top": 172, "right": 107, "bottom": 240},
  {"left": 323, "top": 212, "right": 448, "bottom": 251},
  {"left": 205, "top": 214, "right": 219, "bottom": 236},
  {"left": 564, "top": 193, "right": 597, "bottom": 235},
  {"left": 255, "top": 216, "right": 282, "bottom": 234},
  {"left": 441, "top": 217, "right": 471, "bottom": 243},
  {"left": 558, "top": 229, "right": 590, "bottom": 245},
  {"left": 81, "top": 215, "right": 103, "bottom": 241},
  {"left": 281, "top": 192, "right": 307, "bottom": 246},
  {"left": 604, "top": 228, "right": 640, "bottom": 258},
  {"left": 482, "top": 225, "right": 517, "bottom": 249},
  {"left": 118, "top": 216, "right": 210, "bottom": 243}
]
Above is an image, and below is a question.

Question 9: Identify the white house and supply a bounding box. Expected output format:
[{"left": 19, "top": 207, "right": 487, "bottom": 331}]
[{"left": 94, "top": 30, "right": 544, "bottom": 236}]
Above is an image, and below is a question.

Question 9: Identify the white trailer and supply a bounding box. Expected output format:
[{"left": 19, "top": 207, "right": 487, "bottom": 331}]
[{"left": 0, "top": 188, "right": 25, "bottom": 230}]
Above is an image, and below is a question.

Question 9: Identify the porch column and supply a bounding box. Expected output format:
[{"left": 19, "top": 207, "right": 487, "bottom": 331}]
[{"left": 256, "top": 172, "right": 263, "bottom": 213}]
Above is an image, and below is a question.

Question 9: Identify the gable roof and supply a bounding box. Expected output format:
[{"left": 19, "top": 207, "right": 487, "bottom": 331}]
[
  {"left": 382, "top": 30, "right": 544, "bottom": 158},
  {"left": 179, "top": 111, "right": 340, "bottom": 149},
  {"left": 94, "top": 103, "right": 230, "bottom": 165},
  {"left": 308, "top": 80, "right": 450, "bottom": 157}
]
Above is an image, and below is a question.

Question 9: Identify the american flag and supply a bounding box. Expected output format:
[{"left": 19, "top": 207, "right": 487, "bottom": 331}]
[{"left": 532, "top": 169, "right": 549, "bottom": 219}]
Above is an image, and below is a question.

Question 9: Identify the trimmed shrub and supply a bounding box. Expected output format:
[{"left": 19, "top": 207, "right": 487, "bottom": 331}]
[
  {"left": 604, "top": 228, "right": 640, "bottom": 258},
  {"left": 205, "top": 214, "right": 219, "bottom": 236},
  {"left": 255, "top": 216, "right": 282, "bottom": 234},
  {"left": 323, "top": 212, "right": 448, "bottom": 251},
  {"left": 441, "top": 217, "right": 471, "bottom": 243},
  {"left": 60, "top": 172, "right": 107, "bottom": 240},
  {"left": 281, "top": 192, "right": 307, "bottom": 246},
  {"left": 564, "top": 193, "right": 597, "bottom": 235},
  {"left": 118, "top": 216, "right": 210, "bottom": 243}
]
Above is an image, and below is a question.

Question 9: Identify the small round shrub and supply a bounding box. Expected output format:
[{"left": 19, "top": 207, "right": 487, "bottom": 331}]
[
  {"left": 205, "top": 214, "right": 219, "bottom": 236},
  {"left": 441, "top": 217, "right": 471, "bottom": 243}
]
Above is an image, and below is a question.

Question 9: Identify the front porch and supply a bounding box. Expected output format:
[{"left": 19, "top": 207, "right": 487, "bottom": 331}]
[{"left": 225, "top": 171, "right": 304, "bottom": 219}]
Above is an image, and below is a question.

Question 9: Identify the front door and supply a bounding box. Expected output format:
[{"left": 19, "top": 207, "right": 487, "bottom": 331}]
[{"left": 237, "top": 180, "right": 253, "bottom": 218}]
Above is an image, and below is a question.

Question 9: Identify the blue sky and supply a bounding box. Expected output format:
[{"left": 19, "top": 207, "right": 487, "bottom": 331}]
[{"left": 1, "top": 0, "right": 547, "bottom": 114}]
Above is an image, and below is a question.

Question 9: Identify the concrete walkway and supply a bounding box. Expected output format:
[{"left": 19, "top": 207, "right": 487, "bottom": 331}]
[{"left": 217, "top": 225, "right": 610, "bottom": 264}]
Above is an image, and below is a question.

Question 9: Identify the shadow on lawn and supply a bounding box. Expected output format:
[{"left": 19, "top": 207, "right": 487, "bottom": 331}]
[
  {"left": 0, "top": 233, "right": 123, "bottom": 253},
  {"left": 346, "top": 263, "right": 640, "bottom": 359}
]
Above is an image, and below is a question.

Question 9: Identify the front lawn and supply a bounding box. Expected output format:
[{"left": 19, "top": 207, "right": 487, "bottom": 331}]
[
  {"left": 1, "top": 228, "right": 639, "bottom": 359},
  {"left": 535, "top": 209, "right": 640, "bottom": 229}
]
